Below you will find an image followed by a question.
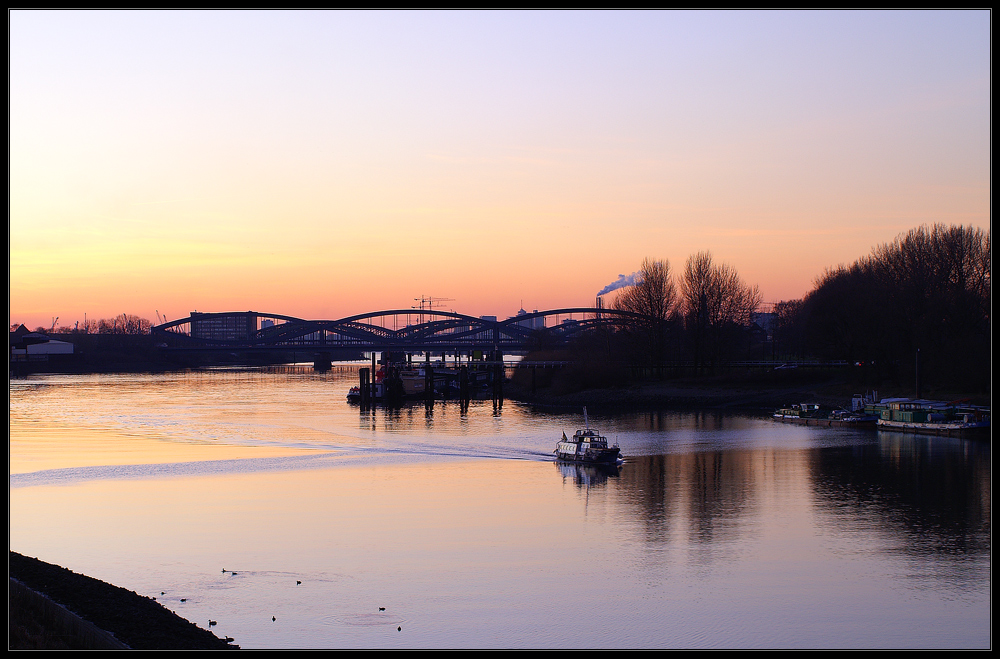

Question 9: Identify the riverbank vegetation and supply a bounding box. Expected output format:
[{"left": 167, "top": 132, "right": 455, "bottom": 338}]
[
  {"left": 518, "top": 224, "right": 990, "bottom": 402},
  {"left": 781, "top": 224, "right": 990, "bottom": 393}
]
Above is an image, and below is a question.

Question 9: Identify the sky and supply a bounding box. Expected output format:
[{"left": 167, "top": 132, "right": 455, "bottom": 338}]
[{"left": 9, "top": 10, "right": 990, "bottom": 330}]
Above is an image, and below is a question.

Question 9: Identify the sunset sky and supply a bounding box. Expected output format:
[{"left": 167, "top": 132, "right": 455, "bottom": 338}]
[{"left": 10, "top": 10, "right": 990, "bottom": 330}]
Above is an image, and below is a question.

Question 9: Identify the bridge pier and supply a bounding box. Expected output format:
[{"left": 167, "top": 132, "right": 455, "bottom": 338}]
[
  {"left": 313, "top": 352, "right": 331, "bottom": 372},
  {"left": 460, "top": 365, "right": 470, "bottom": 403},
  {"left": 424, "top": 352, "right": 433, "bottom": 400},
  {"left": 492, "top": 348, "right": 503, "bottom": 406}
]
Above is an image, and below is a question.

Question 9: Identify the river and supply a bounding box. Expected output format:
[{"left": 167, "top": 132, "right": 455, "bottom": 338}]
[{"left": 8, "top": 367, "right": 991, "bottom": 649}]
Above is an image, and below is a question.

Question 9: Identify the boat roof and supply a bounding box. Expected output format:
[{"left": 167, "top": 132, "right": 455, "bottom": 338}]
[{"left": 876, "top": 398, "right": 990, "bottom": 412}]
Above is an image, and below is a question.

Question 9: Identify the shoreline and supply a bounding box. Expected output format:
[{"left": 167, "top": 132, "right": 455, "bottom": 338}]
[
  {"left": 11, "top": 361, "right": 990, "bottom": 410},
  {"left": 504, "top": 378, "right": 991, "bottom": 413},
  {"left": 9, "top": 552, "right": 237, "bottom": 650}
]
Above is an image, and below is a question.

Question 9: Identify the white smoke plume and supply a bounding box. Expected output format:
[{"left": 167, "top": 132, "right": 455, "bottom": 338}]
[{"left": 597, "top": 272, "right": 640, "bottom": 297}]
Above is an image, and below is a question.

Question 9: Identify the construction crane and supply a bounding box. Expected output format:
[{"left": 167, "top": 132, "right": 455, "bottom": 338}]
[
  {"left": 412, "top": 296, "right": 455, "bottom": 312},
  {"left": 412, "top": 296, "right": 455, "bottom": 325}
]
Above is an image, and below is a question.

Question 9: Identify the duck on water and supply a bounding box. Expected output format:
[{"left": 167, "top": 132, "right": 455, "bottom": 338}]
[{"left": 556, "top": 408, "right": 623, "bottom": 465}]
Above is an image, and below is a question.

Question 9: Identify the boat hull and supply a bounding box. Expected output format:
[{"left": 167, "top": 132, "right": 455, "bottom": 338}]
[
  {"left": 877, "top": 419, "right": 990, "bottom": 438},
  {"left": 556, "top": 414, "right": 624, "bottom": 465},
  {"left": 555, "top": 446, "right": 621, "bottom": 465},
  {"left": 772, "top": 415, "right": 877, "bottom": 428}
]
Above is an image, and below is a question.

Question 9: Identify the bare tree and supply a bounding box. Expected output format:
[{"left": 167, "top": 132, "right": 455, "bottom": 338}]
[
  {"left": 613, "top": 258, "right": 677, "bottom": 321},
  {"left": 681, "top": 251, "right": 761, "bottom": 367},
  {"left": 97, "top": 314, "right": 152, "bottom": 335},
  {"left": 80, "top": 319, "right": 99, "bottom": 334},
  {"left": 612, "top": 258, "right": 678, "bottom": 366},
  {"left": 117, "top": 314, "right": 152, "bottom": 335}
]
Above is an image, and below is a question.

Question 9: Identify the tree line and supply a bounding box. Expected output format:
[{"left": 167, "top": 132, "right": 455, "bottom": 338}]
[
  {"left": 775, "top": 224, "right": 990, "bottom": 391},
  {"left": 579, "top": 223, "right": 989, "bottom": 392},
  {"left": 18, "top": 314, "right": 153, "bottom": 335},
  {"left": 604, "top": 251, "right": 762, "bottom": 369}
]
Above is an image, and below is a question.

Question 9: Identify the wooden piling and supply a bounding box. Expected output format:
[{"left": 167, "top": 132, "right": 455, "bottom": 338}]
[{"left": 359, "top": 367, "right": 370, "bottom": 408}]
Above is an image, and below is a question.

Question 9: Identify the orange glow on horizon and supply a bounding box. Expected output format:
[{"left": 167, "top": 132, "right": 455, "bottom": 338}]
[{"left": 10, "top": 12, "right": 989, "bottom": 330}]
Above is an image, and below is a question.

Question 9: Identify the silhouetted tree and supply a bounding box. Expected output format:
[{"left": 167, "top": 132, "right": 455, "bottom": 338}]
[
  {"left": 612, "top": 257, "right": 678, "bottom": 366},
  {"left": 681, "top": 251, "right": 761, "bottom": 368},
  {"left": 773, "top": 298, "right": 806, "bottom": 359},
  {"left": 800, "top": 224, "right": 990, "bottom": 390},
  {"left": 97, "top": 314, "right": 152, "bottom": 335},
  {"left": 613, "top": 258, "right": 677, "bottom": 321}
]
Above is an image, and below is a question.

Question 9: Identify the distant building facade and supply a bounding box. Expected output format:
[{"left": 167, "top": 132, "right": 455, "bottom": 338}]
[
  {"left": 9, "top": 325, "right": 74, "bottom": 361},
  {"left": 513, "top": 308, "right": 545, "bottom": 331},
  {"left": 190, "top": 312, "right": 259, "bottom": 342}
]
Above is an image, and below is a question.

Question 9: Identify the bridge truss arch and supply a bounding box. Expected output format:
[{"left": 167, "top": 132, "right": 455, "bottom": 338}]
[{"left": 151, "top": 308, "right": 653, "bottom": 353}]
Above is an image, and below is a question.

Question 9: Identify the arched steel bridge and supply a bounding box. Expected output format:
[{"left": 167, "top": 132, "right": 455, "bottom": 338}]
[{"left": 151, "top": 308, "right": 652, "bottom": 353}]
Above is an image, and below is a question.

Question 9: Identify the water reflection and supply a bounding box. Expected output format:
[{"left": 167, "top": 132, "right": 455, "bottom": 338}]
[
  {"left": 554, "top": 461, "right": 621, "bottom": 488},
  {"left": 616, "top": 452, "right": 764, "bottom": 546},
  {"left": 9, "top": 370, "right": 990, "bottom": 648},
  {"left": 811, "top": 435, "right": 991, "bottom": 557},
  {"left": 609, "top": 440, "right": 989, "bottom": 554}
]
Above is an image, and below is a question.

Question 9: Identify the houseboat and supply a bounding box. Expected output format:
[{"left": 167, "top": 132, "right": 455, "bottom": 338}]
[{"left": 869, "top": 398, "right": 990, "bottom": 438}]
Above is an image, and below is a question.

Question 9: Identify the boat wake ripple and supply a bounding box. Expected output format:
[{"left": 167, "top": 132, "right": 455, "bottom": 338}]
[{"left": 10, "top": 444, "right": 555, "bottom": 487}]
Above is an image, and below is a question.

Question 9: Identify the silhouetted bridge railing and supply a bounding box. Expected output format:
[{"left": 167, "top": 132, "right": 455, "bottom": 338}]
[{"left": 151, "top": 308, "right": 651, "bottom": 353}]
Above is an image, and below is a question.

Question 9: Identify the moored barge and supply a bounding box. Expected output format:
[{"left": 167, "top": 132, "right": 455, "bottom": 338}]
[{"left": 870, "top": 398, "right": 990, "bottom": 438}]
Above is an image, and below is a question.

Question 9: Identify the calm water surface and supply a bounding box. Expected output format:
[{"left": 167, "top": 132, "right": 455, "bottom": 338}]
[{"left": 9, "top": 367, "right": 991, "bottom": 648}]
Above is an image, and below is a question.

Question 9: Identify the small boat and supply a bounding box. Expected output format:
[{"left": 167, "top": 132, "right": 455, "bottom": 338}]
[
  {"left": 827, "top": 409, "right": 879, "bottom": 426},
  {"left": 556, "top": 408, "right": 622, "bottom": 465},
  {"left": 772, "top": 404, "right": 877, "bottom": 428},
  {"left": 773, "top": 392, "right": 879, "bottom": 428}
]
